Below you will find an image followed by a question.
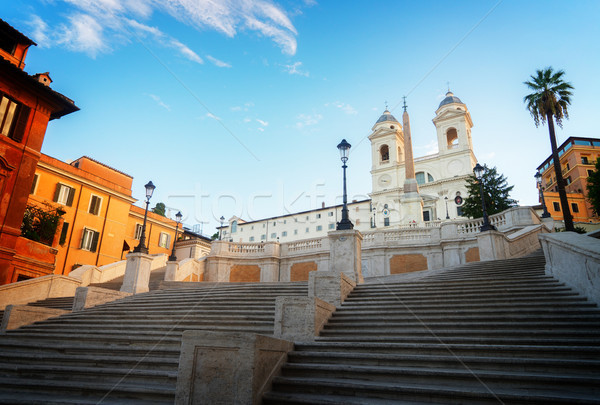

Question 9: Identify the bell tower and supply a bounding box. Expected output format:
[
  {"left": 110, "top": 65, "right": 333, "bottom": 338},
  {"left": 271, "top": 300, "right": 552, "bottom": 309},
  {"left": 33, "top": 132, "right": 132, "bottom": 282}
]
[{"left": 432, "top": 91, "right": 474, "bottom": 155}]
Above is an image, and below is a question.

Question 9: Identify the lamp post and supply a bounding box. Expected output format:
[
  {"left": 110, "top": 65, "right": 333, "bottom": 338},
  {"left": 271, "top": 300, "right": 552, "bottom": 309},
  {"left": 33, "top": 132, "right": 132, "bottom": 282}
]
[
  {"left": 444, "top": 196, "right": 450, "bottom": 219},
  {"left": 219, "top": 216, "right": 225, "bottom": 240},
  {"left": 336, "top": 139, "right": 354, "bottom": 230},
  {"left": 535, "top": 171, "right": 551, "bottom": 218},
  {"left": 473, "top": 163, "right": 496, "bottom": 232},
  {"left": 133, "top": 181, "right": 156, "bottom": 254},
  {"left": 168, "top": 211, "right": 183, "bottom": 261}
]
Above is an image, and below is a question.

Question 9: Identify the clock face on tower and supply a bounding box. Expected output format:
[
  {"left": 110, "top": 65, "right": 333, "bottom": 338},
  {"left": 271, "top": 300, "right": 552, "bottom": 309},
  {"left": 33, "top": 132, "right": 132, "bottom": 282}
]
[{"left": 378, "top": 174, "right": 392, "bottom": 187}]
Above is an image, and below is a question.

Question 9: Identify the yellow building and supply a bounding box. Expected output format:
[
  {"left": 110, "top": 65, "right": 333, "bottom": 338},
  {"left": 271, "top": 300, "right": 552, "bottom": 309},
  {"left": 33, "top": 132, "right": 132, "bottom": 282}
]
[
  {"left": 29, "top": 154, "right": 178, "bottom": 275},
  {"left": 537, "top": 137, "right": 600, "bottom": 224}
]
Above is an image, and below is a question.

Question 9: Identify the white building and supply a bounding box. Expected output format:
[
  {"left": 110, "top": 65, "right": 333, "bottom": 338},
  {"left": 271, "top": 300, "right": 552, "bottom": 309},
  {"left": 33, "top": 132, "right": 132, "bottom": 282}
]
[{"left": 222, "top": 91, "right": 477, "bottom": 243}]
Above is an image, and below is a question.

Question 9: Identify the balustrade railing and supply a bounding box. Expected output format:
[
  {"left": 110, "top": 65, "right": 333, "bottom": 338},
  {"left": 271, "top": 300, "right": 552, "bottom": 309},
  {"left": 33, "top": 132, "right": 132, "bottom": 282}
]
[
  {"left": 286, "top": 238, "right": 323, "bottom": 252},
  {"left": 228, "top": 243, "right": 265, "bottom": 254}
]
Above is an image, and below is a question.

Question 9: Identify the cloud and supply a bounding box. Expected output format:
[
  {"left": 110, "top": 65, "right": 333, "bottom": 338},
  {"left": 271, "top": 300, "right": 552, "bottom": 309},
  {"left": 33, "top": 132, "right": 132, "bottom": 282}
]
[
  {"left": 243, "top": 117, "right": 252, "bottom": 123},
  {"left": 147, "top": 94, "right": 170, "bottom": 111},
  {"left": 415, "top": 139, "right": 439, "bottom": 155},
  {"left": 327, "top": 101, "right": 357, "bottom": 115},
  {"left": 256, "top": 119, "right": 269, "bottom": 126},
  {"left": 207, "top": 55, "right": 232, "bottom": 68},
  {"left": 296, "top": 112, "right": 322, "bottom": 129},
  {"left": 206, "top": 112, "right": 221, "bottom": 121},
  {"left": 257, "top": 127, "right": 265, "bottom": 132},
  {"left": 284, "top": 61, "right": 309, "bottom": 76},
  {"left": 30, "top": 0, "right": 300, "bottom": 61}
]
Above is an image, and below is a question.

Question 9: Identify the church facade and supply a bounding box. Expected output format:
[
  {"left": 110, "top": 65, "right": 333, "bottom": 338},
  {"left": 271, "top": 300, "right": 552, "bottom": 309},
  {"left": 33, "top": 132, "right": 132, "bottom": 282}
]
[{"left": 222, "top": 92, "right": 477, "bottom": 243}]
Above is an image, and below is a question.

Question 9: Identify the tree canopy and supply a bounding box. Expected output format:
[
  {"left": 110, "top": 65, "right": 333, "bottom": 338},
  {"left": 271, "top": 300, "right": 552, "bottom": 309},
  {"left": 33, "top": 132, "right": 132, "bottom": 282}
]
[
  {"left": 587, "top": 158, "right": 600, "bottom": 216},
  {"left": 462, "top": 165, "right": 517, "bottom": 219},
  {"left": 152, "top": 202, "right": 166, "bottom": 217}
]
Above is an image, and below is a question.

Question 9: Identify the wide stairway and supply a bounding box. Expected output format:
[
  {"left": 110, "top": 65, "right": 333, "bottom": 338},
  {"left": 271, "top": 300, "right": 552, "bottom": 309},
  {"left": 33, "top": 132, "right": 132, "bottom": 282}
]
[
  {"left": 264, "top": 254, "right": 600, "bottom": 404},
  {"left": 0, "top": 281, "right": 307, "bottom": 404}
]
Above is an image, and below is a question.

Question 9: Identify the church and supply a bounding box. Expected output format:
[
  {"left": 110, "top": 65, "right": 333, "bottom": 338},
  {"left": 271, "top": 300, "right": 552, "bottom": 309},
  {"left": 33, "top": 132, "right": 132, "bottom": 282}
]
[{"left": 222, "top": 91, "right": 477, "bottom": 243}]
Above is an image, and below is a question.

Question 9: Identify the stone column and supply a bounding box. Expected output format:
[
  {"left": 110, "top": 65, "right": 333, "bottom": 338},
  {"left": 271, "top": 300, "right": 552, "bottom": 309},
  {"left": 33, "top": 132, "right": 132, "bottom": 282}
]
[
  {"left": 328, "top": 229, "right": 363, "bottom": 283},
  {"left": 164, "top": 260, "right": 179, "bottom": 281},
  {"left": 477, "top": 230, "right": 508, "bottom": 261},
  {"left": 121, "top": 252, "right": 153, "bottom": 294}
]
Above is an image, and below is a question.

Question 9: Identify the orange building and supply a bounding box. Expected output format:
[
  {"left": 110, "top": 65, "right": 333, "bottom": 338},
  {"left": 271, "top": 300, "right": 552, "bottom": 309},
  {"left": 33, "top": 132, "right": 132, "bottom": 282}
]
[
  {"left": 28, "top": 154, "right": 178, "bottom": 276},
  {"left": 537, "top": 137, "right": 600, "bottom": 224},
  {"left": 0, "top": 19, "right": 78, "bottom": 284}
]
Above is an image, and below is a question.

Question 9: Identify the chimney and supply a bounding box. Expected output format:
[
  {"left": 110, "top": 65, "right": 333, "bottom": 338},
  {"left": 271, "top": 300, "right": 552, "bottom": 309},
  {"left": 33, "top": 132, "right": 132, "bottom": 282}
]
[{"left": 33, "top": 72, "right": 52, "bottom": 87}]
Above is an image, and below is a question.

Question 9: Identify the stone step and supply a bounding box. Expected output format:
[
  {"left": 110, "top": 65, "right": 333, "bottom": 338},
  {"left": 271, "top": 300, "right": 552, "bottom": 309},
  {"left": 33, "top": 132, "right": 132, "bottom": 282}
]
[
  {"left": 357, "top": 278, "right": 557, "bottom": 291},
  {"left": 64, "top": 309, "right": 275, "bottom": 317},
  {"left": 344, "top": 287, "right": 575, "bottom": 299},
  {"left": 328, "top": 313, "right": 600, "bottom": 323},
  {"left": 0, "top": 363, "right": 177, "bottom": 386},
  {"left": 0, "top": 376, "right": 175, "bottom": 404},
  {"left": 339, "top": 296, "right": 590, "bottom": 307},
  {"left": 24, "top": 319, "right": 274, "bottom": 329},
  {"left": 0, "top": 350, "right": 178, "bottom": 371},
  {"left": 295, "top": 342, "right": 600, "bottom": 359},
  {"left": 287, "top": 351, "right": 600, "bottom": 375},
  {"left": 318, "top": 329, "right": 600, "bottom": 340},
  {"left": 266, "top": 376, "right": 599, "bottom": 404},
  {"left": 330, "top": 306, "right": 600, "bottom": 316},
  {"left": 279, "top": 363, "right": 600, "bottom": 394},
  {"left": 315, "top": 335, "right": 600, "bottom": 347},
  {"left": 337, "top": 300, "right": 597, "bottom": 311},
  {"left": 0, "top": 339, "right": 180, "bottom": 357}
]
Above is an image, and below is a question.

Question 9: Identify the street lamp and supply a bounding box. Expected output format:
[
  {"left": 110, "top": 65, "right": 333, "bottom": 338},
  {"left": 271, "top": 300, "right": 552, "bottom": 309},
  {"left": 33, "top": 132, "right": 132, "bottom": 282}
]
[
  {"left": 168, "top": 211, "right": 183, "bottom": 261},
  {"left": 133, "top": 181, "right": 156, "bottom": 254},
  {"left": 336, "top": 139, "right": 354, "bottom": 230},
  {"left": 445, "top": 196, "right": 450, "bottom": 219},
  {"left": 219, "top": 216, "right": 225, "bottom": 240},
  {"left": 473, "top": 164, "right": 496, "bottom": 232},
  {"left": 535, "top": 171, "right": 551, "bottom": 218}
]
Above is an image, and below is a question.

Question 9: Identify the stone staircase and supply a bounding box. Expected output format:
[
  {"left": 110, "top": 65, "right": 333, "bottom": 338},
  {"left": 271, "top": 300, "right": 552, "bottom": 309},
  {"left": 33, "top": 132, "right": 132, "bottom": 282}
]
[
  {"left": 0, "top": 281, "right": 307, "bottom": 404},
  {"left": 264, "top": 254, "right": 600, "bottom": 404}
]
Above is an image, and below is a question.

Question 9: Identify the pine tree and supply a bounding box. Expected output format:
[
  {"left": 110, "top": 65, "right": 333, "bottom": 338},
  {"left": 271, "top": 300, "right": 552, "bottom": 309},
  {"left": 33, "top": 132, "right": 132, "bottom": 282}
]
[
  {"left": 462, "top": 165, "right": 517, "bottom": 219},
  {"left": 152, "top": 202, "right": 166, "bottom": 216},
  {"left": 587, "top": 158, "right": 600, "bottom": 216}
]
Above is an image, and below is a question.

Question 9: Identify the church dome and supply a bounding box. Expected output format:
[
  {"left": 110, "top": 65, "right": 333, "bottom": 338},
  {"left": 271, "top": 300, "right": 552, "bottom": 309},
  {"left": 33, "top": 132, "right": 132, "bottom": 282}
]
[
  {"left": 438, "top": 91, "right": 464, "bottom": 108},
  {"left": 375, "top": 109, "right": 399, "bottom": 124}
]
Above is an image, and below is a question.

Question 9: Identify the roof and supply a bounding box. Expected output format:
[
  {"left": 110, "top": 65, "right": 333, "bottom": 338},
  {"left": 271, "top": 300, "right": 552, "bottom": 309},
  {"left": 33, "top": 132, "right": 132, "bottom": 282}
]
[
  {"left": 536, "top": 136, "right": 600, "bottom": 171},
  {"left": 375, "top": 110, "right": 399, "bottom": 124},
  {"left": 0, "top": 18, "right": 36, "bottom": 46},
  {"left": 438, "top": 91, "right": 464, "bottom": 108},
  {"left": 0, "top": 57, "right": 78, "bottom": 119},
  {"left": 72, "top": 156, "right": 133, "bottom": 179}
]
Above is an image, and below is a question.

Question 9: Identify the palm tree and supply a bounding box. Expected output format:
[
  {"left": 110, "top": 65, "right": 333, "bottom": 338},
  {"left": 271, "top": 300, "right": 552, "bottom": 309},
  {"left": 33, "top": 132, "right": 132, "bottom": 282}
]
[{"left": 524, "top": 67, "right": 574, "bottom": 231}]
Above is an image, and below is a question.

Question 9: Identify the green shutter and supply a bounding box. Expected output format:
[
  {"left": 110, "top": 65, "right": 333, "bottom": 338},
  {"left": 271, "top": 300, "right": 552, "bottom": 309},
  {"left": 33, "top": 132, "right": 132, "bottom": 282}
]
[
  {"left": 59, "top": 222, "right": 69, "bottom": 245},
  {"left": 90, "top": 231, "right": 99, "bottom": 252},
  {"left": 66, "top": 187, "right": 75, "bottom": 207}
]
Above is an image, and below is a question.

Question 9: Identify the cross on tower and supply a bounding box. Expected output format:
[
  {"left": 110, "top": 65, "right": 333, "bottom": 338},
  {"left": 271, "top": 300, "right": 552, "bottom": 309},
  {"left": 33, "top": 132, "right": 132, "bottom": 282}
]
[{"left": 402, "top": 96, "right": 407, "bottom": 112}]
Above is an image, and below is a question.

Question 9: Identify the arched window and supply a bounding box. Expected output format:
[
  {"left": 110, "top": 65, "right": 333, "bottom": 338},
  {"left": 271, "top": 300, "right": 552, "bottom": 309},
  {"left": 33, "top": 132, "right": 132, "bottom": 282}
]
[
  {"left": 231, "top": 220, "right": 237, "bottom": 233},
  {"left": 446, "top": 128, "right": 458, "bottom": 149},
  {"left": 415, "top": 172, "right": 435, "bottom": 185},
  {"left": 380, "top": 145, "right": 389, "bottom": 162},
  {"left": 427, "top": 173, "right": 434, "bottom": 182}
]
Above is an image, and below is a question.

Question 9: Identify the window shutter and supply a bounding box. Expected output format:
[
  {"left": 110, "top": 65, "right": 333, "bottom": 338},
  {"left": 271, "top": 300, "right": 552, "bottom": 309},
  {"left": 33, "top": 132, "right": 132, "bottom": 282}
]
[
  {"left": 66, "top": 187, "right": 75, "bottom": 207},
  {"left": 59, "top": 222, "right": 69, "bottom": 245},
  {"left": 80, "top": 229, "right": 86, "bottom": 249},
  {"left": 53, "top": 184, "right": 61, "bottom": 202},
  {"left": 166, "top": 234, "right": 171, "bottom": 249},
  {"left": 11, "top": 105, "right": 30, "bottom": 143},
  {"left": 91, "top": 231, "right": 99, "bottom": 252}
]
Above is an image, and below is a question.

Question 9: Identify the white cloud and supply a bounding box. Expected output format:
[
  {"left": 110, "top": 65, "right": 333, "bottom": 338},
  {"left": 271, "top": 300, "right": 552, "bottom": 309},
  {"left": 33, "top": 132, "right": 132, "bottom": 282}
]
[
  {"left": 207, "top": 55, "right": 231, "bottom": 68},
  {"left": 206, "top": 112, "right": 221, "bottom": 121},
  {"left": 243, "top": 117, "right": 252, "bottom": 123},
  {"left": 284, "top": 61, "right": 309, "bottom": 76},
  {"left": 256, "top": 119, "right": 269, "bottom": 126},
  {"left": 147, "top": 94, "right": 170, "bottom": 111},
  {"left": 327, "top": 101, "right": 357, "bottom": 115},
  {"left": 32, "top": 0, "right": 300, "bottom": 60},
  {"left": 415, "top": 139, "right": 439, "bottom": 155},
  {"left": 257, "top": 127, "right": 265, "bottom": 132},
  {"left": 296, "top": 112, "right": 322, "bottom": 129}
]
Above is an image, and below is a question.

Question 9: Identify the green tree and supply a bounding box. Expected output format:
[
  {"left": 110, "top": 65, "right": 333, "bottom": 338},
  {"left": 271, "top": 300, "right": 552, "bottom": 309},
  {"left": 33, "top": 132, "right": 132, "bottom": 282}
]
[
  {"left": 210, "top": 231, "right": 219, "bottom": 240},
  {"left": 524, "top": 67, "right": 574, "bottom": 231},
  {"left": 587, "top": 158, "right": 600, "bottom": 216},
  {"left": 152, "top": 202, "right": 166, "bottom": 216},
  {"left": 462, "top": 165, "right": 517, "bottom": 219},
  {"left": 21, "top": 203, "right": 65, "bottom": 245}
]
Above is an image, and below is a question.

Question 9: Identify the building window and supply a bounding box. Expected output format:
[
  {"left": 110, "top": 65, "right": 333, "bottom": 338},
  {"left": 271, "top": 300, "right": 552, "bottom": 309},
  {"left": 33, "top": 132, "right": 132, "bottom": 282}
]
[
  {"left": 553, "top": 202, "right": 561, "bottom": 212},
  {"left": 271, "top": 232, "right": 276, "bottom": 239},
  {"left": 380, "top": 144, "right": 390, "bottom": 162},
  {"left": 423, "top": 211, "right": 431, "bottom": 221},
  {"left": 30, "top": 174, "right": 39, "bottom": 195},
  {"left": 273, "top": 221, "right": 276, "bottom": 226},
  {"left": 572, "top": 203, "right": 579, "bottom": 213},
  {"left": 316, "top": 225, "right": 323, "bottom": 231},
  {"left": 81, "top": 228, "right": 99, "bottom": 252},
  {"left": 283, "top": 220, "right": 287, "bottom": 224},
  {"left": 589, "top": 169, "right": 595, "bottom": 177},
  {"left": 159, "top": 232, "right": 171, "bottom": 248},
  {"left": 134, "top": 224, "right": 143, "bottom": 240},
  {"left": 427, "top": 173, "right": 434, "bottom": 182},
  {"left": 566, "top": 176, "right": 572, "bottom": 185},
  {"left": 328, "top": 224, "right": 334, "bottom": 230},
  {"left": 305, "top": 227, "right": 309, "bottom": 233},
  {"left": 457, "top": 206, "right": 464, "bottom": 217},
  {"left": 261, "top": 234, "right": 266, "bottom": 240},
  {"left": 294, "top": 229, "right": 298, "bottom": 235},
  {"left": 54, "top": 184, "right": 75, "bottom": 207},
  {"left": 59, "top": 222, "right": 69, "bottom": 245},
  {"left": 384, "top": 217, "right": 390, "bottom": 226},
  {"left": 416, "top": 172, "right": 425, "bottom": 185},
  {"left": 231, "top": 221, "right": 237, "bottom": 233},
  {"left": 249, "top": 236, "right": 255, "bottom": 241},
  {"left": 88, "top": 195, "right": 102, "bottom": 215},
  {"left": 282, "top": 231, "right": 287, "bottom": 237},
  {"left": 446, "top": 128, "right": 458, "bottom": 148},
  {"left": 317, "top": 213, "right": 321, "bottom": 219},
  {"left": 582, "top": 156, "right": 589, "bottom": 164},
  {"left": 0, "top": 95, "right": 29, "bottom": 141},
  {"left": 328, "top": 212, "right": 333, "bottom": 217}
]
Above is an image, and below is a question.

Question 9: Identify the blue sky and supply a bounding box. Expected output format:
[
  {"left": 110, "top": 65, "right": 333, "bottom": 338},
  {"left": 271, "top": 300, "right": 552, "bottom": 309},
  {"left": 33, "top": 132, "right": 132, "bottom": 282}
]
[{"left": 3, "top": 1, "right": 600, "bottom": 235}]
